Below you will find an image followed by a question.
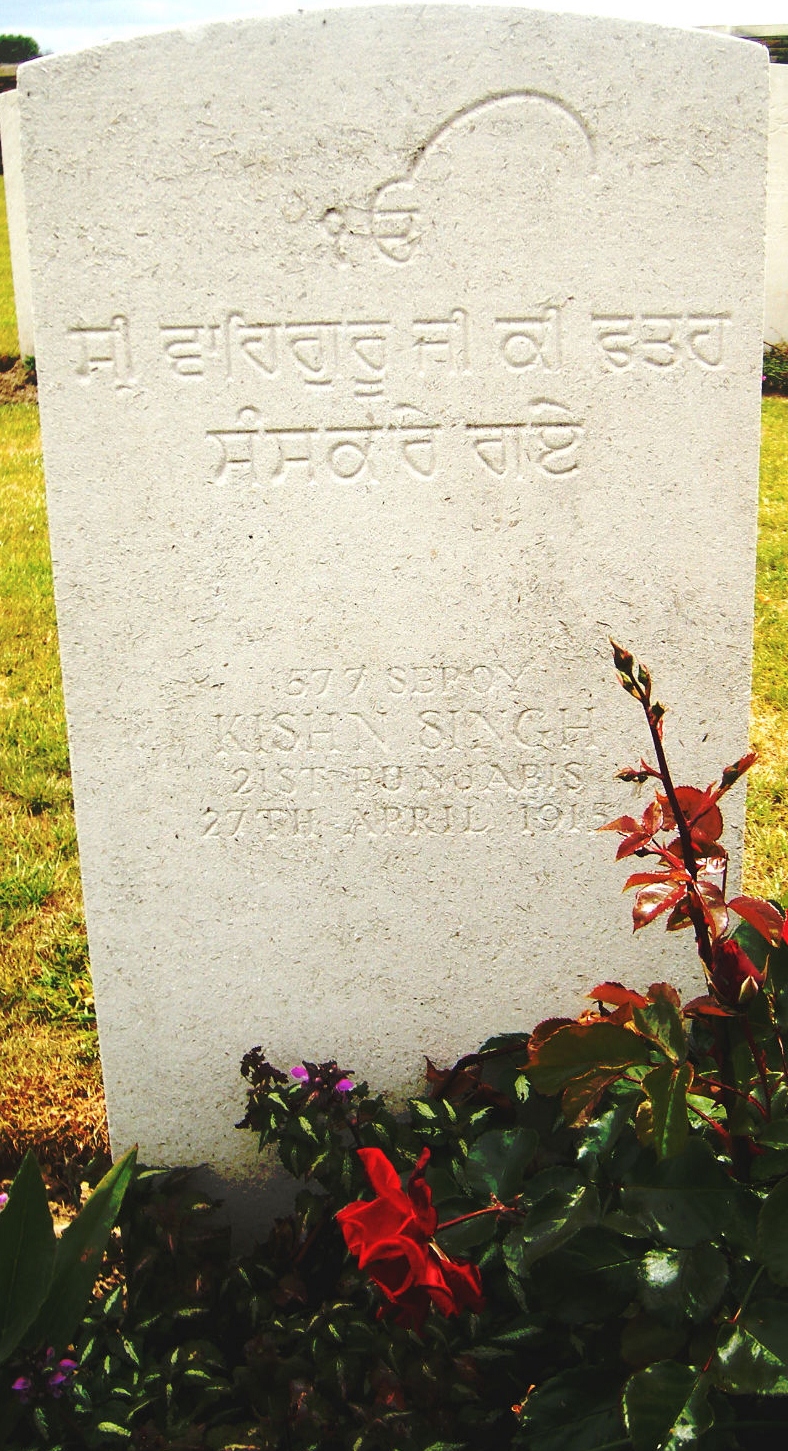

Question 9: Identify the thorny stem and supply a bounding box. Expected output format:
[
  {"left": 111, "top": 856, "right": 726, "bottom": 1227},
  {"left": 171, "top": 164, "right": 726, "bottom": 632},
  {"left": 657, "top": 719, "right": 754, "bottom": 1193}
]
[
  {"left": 688, "top": 1103, "right": 734, "bottom": 1144},
  {"left": 437, "top": 1202, "right": 523, "bottom": 1232},
  {"left": 731, "top": 1265, "right": 765, "bottom": 1324},
  {"left": 645, "top": 707, "right": 714, "bottom": 973},
  {"left": 614, "top": 643, "right": 714, "bottom": 973},
  {"left": 741, "top": 1017, "right": 772, "bottom": 1118},
  {"left": 693, "top": 1074, "right": 769, "bottom": 1120},
  {"left": 766, "top": 994, "right": 788, "bottom": 1090}
]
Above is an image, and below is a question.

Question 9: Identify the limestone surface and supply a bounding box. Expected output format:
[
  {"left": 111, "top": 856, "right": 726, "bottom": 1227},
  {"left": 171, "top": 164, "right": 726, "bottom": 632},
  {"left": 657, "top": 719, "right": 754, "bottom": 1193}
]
[
  {"left": 766, "top": 65, "right": 788, "bottom": 343},
  {"left": 0, "top": 91, "right": 35, "bottom": 357},
  {"left": 18, "top": 10, "right": 768, "bottom": 1190}
]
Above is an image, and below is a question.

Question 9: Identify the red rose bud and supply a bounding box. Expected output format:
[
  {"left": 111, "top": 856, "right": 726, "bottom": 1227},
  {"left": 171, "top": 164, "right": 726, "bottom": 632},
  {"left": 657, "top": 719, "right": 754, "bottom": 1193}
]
[{"left": 709, "top": 938, "right": 765, "bottom": 1008}]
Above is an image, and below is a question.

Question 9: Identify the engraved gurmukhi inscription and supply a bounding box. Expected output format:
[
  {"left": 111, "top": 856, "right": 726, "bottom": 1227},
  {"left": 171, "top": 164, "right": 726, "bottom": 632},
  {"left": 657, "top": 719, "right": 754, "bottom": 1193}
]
[{"left": 67, "top": 302, "right": 732, "bottom": 495}]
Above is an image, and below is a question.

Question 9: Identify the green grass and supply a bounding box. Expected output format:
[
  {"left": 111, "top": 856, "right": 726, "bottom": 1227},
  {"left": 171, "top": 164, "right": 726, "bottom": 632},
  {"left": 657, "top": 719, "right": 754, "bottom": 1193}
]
[
  {"left": 743, "top": 396, "right": 788, "bottom": 901},
  {"left": 0, "top": 403, "right": 106, "bottom": 1180},
  {"left": 0, "top": 177, "right": 18, "bottom": 356}
]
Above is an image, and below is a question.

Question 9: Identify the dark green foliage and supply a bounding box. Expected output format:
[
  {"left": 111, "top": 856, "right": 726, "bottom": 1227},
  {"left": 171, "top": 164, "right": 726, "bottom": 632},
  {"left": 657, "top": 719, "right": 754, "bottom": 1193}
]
[
  {"left": 0, "top": 36, "right": 40, "bottom": 63},
  {"left": 763, "top": 343, "right": 788, "bottom": 396},
  {"left": 7, "top": 648, "right": 788, "bottom": 1447},
  {"left": 7, "top": 1006, "right": 788, "bottom": 1450}
]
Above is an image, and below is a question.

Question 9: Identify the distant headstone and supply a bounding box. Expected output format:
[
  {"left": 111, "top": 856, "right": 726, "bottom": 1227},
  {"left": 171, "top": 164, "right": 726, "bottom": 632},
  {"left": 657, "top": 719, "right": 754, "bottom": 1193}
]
[
  {"left": 766, "top": 64, "right": 788, "bottom": 343},
  {"left": 18, "top": 11, "right": 768, "bottom": 1201},
  {"left": 0, "top": 90, "right": 34, "bottom": 357}
]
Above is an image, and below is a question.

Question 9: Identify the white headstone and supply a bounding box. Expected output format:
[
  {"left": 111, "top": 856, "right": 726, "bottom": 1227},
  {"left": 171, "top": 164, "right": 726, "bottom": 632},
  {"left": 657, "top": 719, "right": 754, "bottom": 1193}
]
[
  {"left": 0, "top": 90, "right": 35, "bottom": 358},
  {"left": 19, "top": 10, "right": 768, "bottom": 1198},
  {"left": 766, "top": 64, "right": 788, "bottom": 344}
]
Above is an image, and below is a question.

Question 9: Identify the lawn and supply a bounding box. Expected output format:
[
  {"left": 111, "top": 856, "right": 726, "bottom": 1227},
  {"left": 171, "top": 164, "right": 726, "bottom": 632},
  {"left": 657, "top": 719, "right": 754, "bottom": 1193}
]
[
  {"left": 746, "top": 395, "right": 788, "bottom": 902},
  {"left": 0, "top": 179, "right": 107, "bottom": 1186},
  {"left": 0, "top": 176, "right": 17, "bottom": 357},
  {"left": 0, "top": 173, "right": 787, "bottom": 1182}
]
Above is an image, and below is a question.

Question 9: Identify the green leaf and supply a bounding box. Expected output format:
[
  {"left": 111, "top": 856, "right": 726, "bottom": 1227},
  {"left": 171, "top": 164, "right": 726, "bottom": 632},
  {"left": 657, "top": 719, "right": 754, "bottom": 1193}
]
[
  {"left": 633, "top": 984, "right": 688, "bottom": 1063},
  {"left": 517, "top": 1367, "right": 625, "bottom": 1451},
  {"left": 26, "top": 1147, "right": 137, "bottom": 1354},
  {"left": 757, "top": 1176, "right": 788, "bottom": 1285},
  {"left": 577, "top": 1093, "right": 640, "bottom": 1166},
  {"left": 527, "top": 1021, "right": 654, "bottom": 1099},
  {"left": 638, "top": 1062, "right": 692, "bottom": 1159},
  {"left": 529, "top": 1226, "right": 642, "bottom": 1323},
  {"left": 436, "top": 1212, "right": 499, "bottom": 1255},
  {"left": 620, "top": 1138, "right": 735, "bottom": 1247},
  {"left": 623, "top": 1363, "right": 713, "bottom": 1451},
  {"left": 463, "top": 1127, "right": 537, "bottom": 1201},
  {"left": 411, "top": 1099, "right": 438, "bottom": 1119},
  {"left": 0, "top": 1150, "right": 56, "bottom": 1362},
  {"left": 765, "top": 938, "right": 788, "bottom": 1031},
  {"left": 714, "top": 1300, "right": 788, "bottom": 1393},
  {"left": 620, "top": 1313, "right": 686, "bottom": 1369},
  {"left": 638, "top": 1243, "right": 728, "bottom": 1325},
  {"left": 504, "top": 1182, "right": 599, "bottom": 1275}
]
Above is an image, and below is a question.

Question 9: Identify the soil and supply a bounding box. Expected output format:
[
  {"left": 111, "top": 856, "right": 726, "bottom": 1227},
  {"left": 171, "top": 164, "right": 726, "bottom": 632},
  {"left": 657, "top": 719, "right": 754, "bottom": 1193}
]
[{"left": 0, "top": 354, "right": 38, "bottom": 404}]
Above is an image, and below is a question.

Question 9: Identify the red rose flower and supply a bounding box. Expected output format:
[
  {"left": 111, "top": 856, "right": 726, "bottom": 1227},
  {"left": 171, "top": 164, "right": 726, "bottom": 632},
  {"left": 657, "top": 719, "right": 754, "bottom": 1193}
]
[{"left": 336, "top": 1147, "right": 485, "bottom": 1332}]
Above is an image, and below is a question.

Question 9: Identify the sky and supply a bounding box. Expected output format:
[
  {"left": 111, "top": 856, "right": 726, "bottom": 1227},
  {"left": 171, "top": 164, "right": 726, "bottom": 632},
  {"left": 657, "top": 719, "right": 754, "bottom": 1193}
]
[{"left": 4, "top": 0, "right": 787, "bottom": 60}]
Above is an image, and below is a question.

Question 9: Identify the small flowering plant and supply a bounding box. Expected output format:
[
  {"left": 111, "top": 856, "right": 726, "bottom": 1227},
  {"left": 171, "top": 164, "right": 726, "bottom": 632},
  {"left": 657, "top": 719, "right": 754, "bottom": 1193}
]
[{"left": 0, "top": 1147, "right": 135, "bottom": 1445}]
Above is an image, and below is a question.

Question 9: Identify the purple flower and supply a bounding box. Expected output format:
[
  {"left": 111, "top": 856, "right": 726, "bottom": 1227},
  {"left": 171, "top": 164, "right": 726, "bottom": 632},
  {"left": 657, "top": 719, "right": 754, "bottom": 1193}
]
[
  {"left": 290, "top": 1065, "right": 310, "bottom": 1082},
  {"left": 336, "top": 1077, "right": 354, "bottom": 1092},
  {"left": 11, "top": 1351, "right": 78, "bottom": 1405},
  {"left": 0, "top": 1193, "right": 8, "bottom": 1210},
  {"left": 46, "top": 1357, "right": 77, "bottom": 1396}
]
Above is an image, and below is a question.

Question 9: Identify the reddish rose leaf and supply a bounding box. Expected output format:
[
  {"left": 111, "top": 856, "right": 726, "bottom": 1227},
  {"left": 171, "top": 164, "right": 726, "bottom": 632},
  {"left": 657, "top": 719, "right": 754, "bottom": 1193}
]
[
  {"left": 616, "top": 832, "right": 652, "bottom": 861},
  {"left": 527, "top": 1020, "right": 654, "bottom": 1098},
  {"left": 623, "top": 870, "right": 679, "bottom": 891},
  {"left": 658, "top": 786, "right": 723, "bottom": 844},
  {"left": 642, "top": 799, "right": 663, "bottom": 835},
  {"left": 727, "top": 895, "right": 785, "bottom": 947},
  {"left": 646, "top": 982, "right": 682, "bottom": 1009},
  {"left": 683, "top": 994, "right": 737, "bottom": 1019},
  {"left": 633, "top": 881, "right": 686, "bottom": 931},
  {"left": 561, "top": 1069, "right": 625, "bottom": 1125},
  {"left": 599, "top": 814, "right": 641, "bottom": 834},
  {"left": 718, "top": 750, "right": 757, "bottom": 793},
  {"left": 527, "top": 1018, "right": 576, "bottom": 1053},
  {"left": 665, "top": 897, "right": 694, "bottom": 932},
  {"left": 589, "top": 982, "right": 648, "bottom": 1009},
  {"left": 693, "top": 881, "right": 729, "bottom": 940}
]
